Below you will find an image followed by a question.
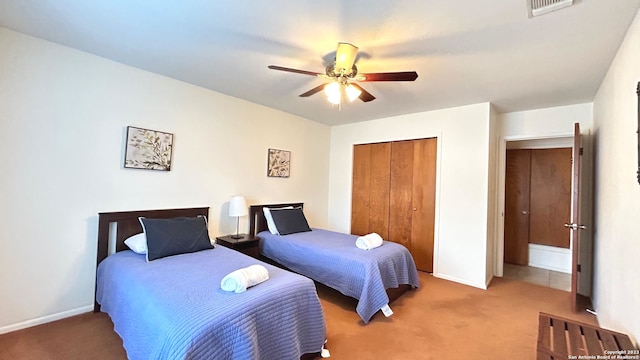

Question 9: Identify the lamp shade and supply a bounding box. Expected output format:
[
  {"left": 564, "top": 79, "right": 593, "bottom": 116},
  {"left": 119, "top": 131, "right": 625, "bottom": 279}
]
[{"left": 228, "top": 196, "right": 248, "bottom": 217}]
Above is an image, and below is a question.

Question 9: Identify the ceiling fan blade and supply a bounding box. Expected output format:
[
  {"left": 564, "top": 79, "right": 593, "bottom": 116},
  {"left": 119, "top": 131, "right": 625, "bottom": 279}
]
[
  {"left": 359, "top": 71, "right": 418, "bottom": 82},
  {"left": 268, "top": 65, "right": 322, "bottom": 76},
  {"left": 299, "top": 84, "right": 327, "bottom": 97},
  {"left": 335, "top": 42, "right": 358, "bottom": 72},
  {"left": 350, "top": 83, "right": 376, "bottom": 102}
]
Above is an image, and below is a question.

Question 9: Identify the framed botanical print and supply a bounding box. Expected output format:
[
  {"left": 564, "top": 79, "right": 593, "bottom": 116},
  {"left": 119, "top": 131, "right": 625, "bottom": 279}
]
[
  {"left": 124, "top": 126, "right": 173, "bottom": 171},
  {"left": 267, "top": 148, "right": 290, "bottom": 177}
]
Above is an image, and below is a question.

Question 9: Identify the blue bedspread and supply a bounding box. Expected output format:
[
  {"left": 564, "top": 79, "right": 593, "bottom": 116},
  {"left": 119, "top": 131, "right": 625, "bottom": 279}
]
[
  {"left": 96, "top": 247, "right": 326, "bottom": 360},
  {"left": 259, "top": 229, "right": 420, "bottom": 323}
]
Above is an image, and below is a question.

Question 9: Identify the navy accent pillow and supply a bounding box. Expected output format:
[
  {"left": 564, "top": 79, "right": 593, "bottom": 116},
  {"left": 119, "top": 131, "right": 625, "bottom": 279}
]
[
  {"left": 139, "top": 216, "right": 213, "bottom": 261},
  {"left": 269, "top": 208, "right": 312, "bottom": 235}
]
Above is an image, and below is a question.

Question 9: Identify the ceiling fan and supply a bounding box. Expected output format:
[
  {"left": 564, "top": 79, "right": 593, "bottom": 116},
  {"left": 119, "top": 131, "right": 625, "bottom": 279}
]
[{"left": 268, "top": 42, "right": 418, "bottom": 105}]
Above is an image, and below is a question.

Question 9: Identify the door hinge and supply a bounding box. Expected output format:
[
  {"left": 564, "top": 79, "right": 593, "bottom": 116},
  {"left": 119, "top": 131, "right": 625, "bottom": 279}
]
[
  {"left": 577, "top": 264, "right": 582, "bottom": 272},
  {"left": 579, "top": 147, "right": 584, "bottom": 155}
]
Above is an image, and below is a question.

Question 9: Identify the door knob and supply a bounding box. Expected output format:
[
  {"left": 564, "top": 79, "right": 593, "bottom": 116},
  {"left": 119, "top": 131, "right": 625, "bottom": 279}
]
[
  {"left": 521, "top": 210, "right": 530, "bottom": 215},
  {"left": 564, "top": 223, "right": 587, "bottom": 230}
]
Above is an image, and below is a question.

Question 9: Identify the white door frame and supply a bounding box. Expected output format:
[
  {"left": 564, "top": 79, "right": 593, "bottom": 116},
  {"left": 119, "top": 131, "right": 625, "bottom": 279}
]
[{"left": 494, "top": 134, "right": 573, "bottom": 277}]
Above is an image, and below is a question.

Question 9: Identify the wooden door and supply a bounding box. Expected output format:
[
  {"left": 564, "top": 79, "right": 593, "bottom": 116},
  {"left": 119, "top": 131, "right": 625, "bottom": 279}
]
[
  {"left": 351, "top": 144, "right": 372, "bottom": 236},
  {"left": 568, "top": 123, "right": 587, "bottom": 312},
  {"left": 389, "top": 140, "right": 414, "bottom": 249},
  {"left": 529, "top": 148, "right": 572, "bottom": 248},
  {"left": 504, "top": 149, "right": 531, "bottom": 265},
  {"left": 350, "top": 143, "right": 391, "bottom": 238},
  {"left": 411, "top": 138, "right": 437, "bottom": 272}
]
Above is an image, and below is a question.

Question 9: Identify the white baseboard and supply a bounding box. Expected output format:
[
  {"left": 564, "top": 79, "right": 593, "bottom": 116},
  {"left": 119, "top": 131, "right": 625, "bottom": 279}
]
[
  {"left": 434, "top": 273, "right": 488, "bottom": 290},
  {"left": 528, "top": 243, "right": 571, "bottom": 274},
  {"left": 0, "top": 305, "right": 94, "bottom": 335}
]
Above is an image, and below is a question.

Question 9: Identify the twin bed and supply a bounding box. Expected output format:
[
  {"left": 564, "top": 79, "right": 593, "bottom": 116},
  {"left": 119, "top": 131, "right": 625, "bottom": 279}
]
[
  {"left": 249, "top": 203, "right": 419, "bottom": 324},
  {"left": 94, "top": 204, "right": 419, "bottom": 359},
  {"left": 94, "top": 207, "right": 325, "bottom": 360}
]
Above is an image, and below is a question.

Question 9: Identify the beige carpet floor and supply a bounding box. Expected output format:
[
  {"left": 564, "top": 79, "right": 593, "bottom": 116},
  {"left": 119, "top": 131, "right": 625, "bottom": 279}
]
[{"left": 0, "top": 271, "right": 597, "bottom": 360}]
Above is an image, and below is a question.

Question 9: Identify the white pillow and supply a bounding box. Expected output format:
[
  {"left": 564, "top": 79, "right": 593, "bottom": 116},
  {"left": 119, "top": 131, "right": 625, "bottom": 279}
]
[
  {"left": 263, "top": 206, "right": 294, "bottom": 235},
  {"left": 124, "top": 232, "right": 147, "bottom": 254}
]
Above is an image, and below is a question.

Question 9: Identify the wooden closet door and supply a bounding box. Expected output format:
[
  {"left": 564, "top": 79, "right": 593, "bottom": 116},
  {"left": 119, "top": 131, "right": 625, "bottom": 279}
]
[
  {"left": 504, "top": 149, "right": 531, "bottom": 265},
  {"left": 368, "top": 143, "right": 391, "bottom": 239},
  {"left": 351, "top": 144, "right": 372, "bottom": 236},
  {"left": 389, "top": 140, "right": 415, "bottom": 249},
  {"left": 411, "top": 138, "right": 437, "bottom": 272},
  {"left": 529, "top": 148, "right": 571, "bottom": 248},
  {"left": 350, "top": 143, "right": 391, "bottom": 238}
]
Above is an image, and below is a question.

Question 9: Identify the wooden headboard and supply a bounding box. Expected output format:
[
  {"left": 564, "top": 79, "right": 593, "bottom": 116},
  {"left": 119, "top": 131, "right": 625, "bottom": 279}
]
[
  {"left": 95, "top": 207, "right": 209, "bottom": 311},
  {"left": 248, "top": 203, "right": 304, "bottom": 237}
]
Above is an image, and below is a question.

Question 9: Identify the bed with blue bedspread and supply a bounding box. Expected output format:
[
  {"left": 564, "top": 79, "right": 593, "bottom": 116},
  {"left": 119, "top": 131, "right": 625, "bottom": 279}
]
[
  {"left": 249, "top": 203, "right": 420, "bottom": 324},
  {"left": 94, "top": 207, "right": 326, "bottom": 360}
]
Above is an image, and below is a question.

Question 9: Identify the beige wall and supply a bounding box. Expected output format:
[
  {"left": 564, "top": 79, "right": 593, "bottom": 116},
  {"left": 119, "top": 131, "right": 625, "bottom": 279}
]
[
  {"left": 592, "top": 9, "right": 640, "bottom": 343},
  {"left": 496, "top": 103, "right": 594, "bottom": 290},
  {"left": 328, "top": 103, "right": 493, "bottom": 289},
  {"left": 0, "top": 27, "right": 331, "bottom": 333}
]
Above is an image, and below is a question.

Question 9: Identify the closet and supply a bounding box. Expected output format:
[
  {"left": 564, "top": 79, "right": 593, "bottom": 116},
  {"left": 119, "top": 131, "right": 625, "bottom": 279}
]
[
  {"left": 351, "top": 138, "right": 437, "bottom": 272},
  {"left": 504, "top": 148, "right": 571, "bottom": 265}
]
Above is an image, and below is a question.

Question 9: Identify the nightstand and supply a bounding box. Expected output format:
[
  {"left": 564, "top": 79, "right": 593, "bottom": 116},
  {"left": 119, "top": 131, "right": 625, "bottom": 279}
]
[{"left": 215, "top": 234, "right": 260, "bottom": 258}]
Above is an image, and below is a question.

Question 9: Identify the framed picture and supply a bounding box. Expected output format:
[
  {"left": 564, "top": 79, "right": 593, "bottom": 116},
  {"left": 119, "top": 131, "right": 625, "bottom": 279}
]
[
  {"left": 267, "top": 148, "right": 290, "bottom": 177},
  {"left": 124, "top": 126, "right": 173, "bottom": 171}
]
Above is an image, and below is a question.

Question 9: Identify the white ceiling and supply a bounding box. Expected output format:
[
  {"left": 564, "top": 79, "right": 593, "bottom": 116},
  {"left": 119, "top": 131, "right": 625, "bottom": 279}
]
[{"left": 1, "top": 1, "right": 639, "bottom": 125}]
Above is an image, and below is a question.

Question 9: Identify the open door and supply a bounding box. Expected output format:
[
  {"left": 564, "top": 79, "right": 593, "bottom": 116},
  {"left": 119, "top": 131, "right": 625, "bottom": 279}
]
[{"left": 566, "top": 122, "right": 589, "bottom": 312}]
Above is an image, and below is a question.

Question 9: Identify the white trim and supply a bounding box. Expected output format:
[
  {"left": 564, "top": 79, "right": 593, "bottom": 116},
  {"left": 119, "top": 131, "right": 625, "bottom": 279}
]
[
  {"left": 0, "top": 305, "right": 93, "bottom": 335},
  {"left": 431, "top": 132, "right": 443, "bottom": 276},
  {"left": 529, "top": 243, "right": 572, "bottom": 274},
  {"left": 494, "top": 132, "right": 574, "bottom": 278},
  {"left": 434, "top": 273, "right": 487, "bottom": 290}
]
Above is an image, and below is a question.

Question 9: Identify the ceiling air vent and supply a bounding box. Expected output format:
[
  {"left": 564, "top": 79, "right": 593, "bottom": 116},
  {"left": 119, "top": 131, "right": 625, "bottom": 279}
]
[{"left": 528, "top": 0, "right": 574, "bottom": 17}]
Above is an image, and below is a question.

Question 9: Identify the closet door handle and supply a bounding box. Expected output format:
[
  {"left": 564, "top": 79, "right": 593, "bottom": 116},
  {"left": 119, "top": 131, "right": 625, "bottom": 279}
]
[
  {"left": 413, "top": 208, "right": 417, "bottom": 211},
  {"left": 521, "top": 210, "right": 530, "bottom": 215}
]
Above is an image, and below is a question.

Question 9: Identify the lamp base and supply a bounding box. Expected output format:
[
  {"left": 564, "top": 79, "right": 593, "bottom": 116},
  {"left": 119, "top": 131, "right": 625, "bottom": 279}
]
[{"left": 230, "top": 234, "right": 244, "bottom": 239}]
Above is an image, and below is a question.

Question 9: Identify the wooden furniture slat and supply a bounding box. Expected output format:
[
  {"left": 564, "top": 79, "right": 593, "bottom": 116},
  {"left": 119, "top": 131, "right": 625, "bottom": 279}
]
[
  {"left": 599, "top": 332, "right": 620, "bottom": 353},
  {"left": 551, "top": 317, "right": 568, "bottom": 356},
  {"left": 537, "top": 312, "right": 637, "bottom": 359},
  {"left": 537, "top": 313, "right": 551, "bottom": 350},
  {"left": 617, "top": 334, "right": 637, "bottom": 351},
  {"left": 567, "top": 322, "right": 587, "bottom": 355},
  {"left": 582, "top": 326, "right": 603, "bottom": 355}
]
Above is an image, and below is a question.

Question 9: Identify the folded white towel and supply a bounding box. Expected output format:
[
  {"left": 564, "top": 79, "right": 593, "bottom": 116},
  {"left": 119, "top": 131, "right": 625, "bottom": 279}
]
[
  {"left": 355, "top": 233, "right": 384, "bottom": 250},
  {"left": 220, "top": 264, "right": 269, "bottom": 293}
]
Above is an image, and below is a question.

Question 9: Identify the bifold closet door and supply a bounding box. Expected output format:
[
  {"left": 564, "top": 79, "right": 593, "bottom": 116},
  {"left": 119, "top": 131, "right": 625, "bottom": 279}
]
[
  {"left": 388, "top": 138, "right": 437, "bottom": 272},
  {"left": 388, "top": 140, "right": 414, "bottom": 249},
  {"left": 351, "top": 142, "right": 391, "bottom": 239},
  {"left": 411, "top": 138, "right": 437, "bottom": 272}
]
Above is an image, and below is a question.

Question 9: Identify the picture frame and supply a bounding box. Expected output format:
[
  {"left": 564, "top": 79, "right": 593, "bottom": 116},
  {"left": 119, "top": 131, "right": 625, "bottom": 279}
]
[
  {"left": 267, "top": 148, "right": 290, "bottom": 178},
  {"left": 124, "top": 126, "right": 173, "bottom": 171}
]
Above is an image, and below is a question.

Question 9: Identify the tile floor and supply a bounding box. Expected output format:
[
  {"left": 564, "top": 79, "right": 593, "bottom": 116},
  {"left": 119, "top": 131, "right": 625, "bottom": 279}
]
[{"left": 502, "top": 263, "right": 571, "bottom": 291}]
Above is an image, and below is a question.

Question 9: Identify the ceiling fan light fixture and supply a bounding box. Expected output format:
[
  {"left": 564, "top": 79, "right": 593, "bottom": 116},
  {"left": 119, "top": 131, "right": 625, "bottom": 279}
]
[
  {"left": 345, "top": 84, "right": 362, "bottom": 102},
  {"left": 335, "top": 42, "right": 358, "bottom": 73},
  {"left": 324, "top": 82, "right": 342, "bottom": 104}
]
